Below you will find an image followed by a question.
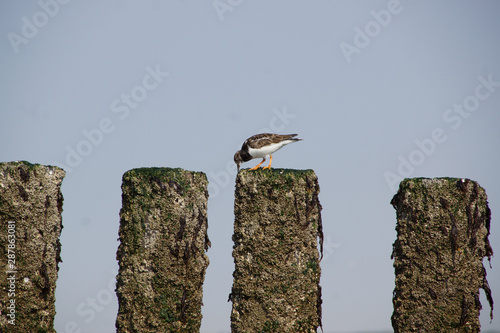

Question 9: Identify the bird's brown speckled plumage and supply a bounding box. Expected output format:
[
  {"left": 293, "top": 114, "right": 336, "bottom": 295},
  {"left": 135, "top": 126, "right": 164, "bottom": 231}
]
[{"left": 244, "top": 133, "right": 299, "bottom": 149}]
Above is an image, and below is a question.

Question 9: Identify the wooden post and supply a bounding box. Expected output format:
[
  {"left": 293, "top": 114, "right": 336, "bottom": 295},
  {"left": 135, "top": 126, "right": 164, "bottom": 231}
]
[
  {"left": 391, "top": 178, "right": 493, "bottom": 332},
  {"left": 230, "top": 169, "right": 323, "bottom": 332},
  {"left": 116, "top": 167, "right": 210, "bottom": 332},
  {"left": 0, "top": 161, "right": 65, "bottom": 332}
]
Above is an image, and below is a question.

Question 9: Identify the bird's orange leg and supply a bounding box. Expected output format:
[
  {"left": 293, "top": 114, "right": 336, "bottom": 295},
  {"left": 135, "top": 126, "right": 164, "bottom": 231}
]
[
  {"left": 262, "top": 155, "right": 273, "bottom": 170},
  {"left": 249, "top": 158, "right": 265, "bottom": 171}
]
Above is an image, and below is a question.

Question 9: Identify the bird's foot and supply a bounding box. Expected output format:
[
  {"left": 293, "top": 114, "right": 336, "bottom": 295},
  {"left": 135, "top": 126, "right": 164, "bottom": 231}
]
[{"left": 249, "top": 158, "right": 266, "bottom": 171}]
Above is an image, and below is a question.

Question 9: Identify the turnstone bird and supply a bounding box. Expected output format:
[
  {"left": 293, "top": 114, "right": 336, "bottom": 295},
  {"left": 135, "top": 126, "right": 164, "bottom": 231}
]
[{"left": 234, "top": 133, "right": 302, "bottom": 172}]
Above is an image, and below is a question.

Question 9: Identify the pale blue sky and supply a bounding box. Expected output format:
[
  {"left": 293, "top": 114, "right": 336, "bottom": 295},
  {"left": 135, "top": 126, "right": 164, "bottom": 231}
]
[{"left": 1, "top": 1, "right": 500, "bottom": 332}]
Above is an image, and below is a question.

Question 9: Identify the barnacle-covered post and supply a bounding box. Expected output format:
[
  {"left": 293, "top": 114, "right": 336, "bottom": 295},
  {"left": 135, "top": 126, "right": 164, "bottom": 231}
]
[
  {"left": 391, "top": 178, "right": 493, "bottom": 332},
  {"left": 116, "top": 168, "right": 210, "bottom": 332},
  {"left": 230, "top": 169, "right": 323, "bottom": 332},
  {"left": 0, "top": 161, "right": 65, "bottom": 333}
]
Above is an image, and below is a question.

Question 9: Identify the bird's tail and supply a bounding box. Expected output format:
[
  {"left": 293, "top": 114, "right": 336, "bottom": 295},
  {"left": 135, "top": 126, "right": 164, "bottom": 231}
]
[{"left": 285, "top": 134, "right": 302, "bottom": 141}]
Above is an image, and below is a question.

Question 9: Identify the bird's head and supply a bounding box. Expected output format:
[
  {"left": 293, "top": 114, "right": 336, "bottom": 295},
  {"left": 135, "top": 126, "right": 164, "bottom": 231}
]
[{"left": 234, "top": 151, "right": 242, "bottom": 172}]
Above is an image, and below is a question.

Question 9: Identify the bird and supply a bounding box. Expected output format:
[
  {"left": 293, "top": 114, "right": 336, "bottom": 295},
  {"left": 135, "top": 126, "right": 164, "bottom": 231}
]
[{"left": 233, "top": 133, "right": 302, "bottom": 172}]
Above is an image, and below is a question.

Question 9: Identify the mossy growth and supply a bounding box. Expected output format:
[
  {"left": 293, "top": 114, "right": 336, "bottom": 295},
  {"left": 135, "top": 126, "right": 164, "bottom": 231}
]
[
  {"left": 237, "top": 168, "right": 316, "bottom": 191},
  {"left": 259, "top": 320, "right": 280, "bottom": 332},
  {"left": 1, "top": 160, "right": 37, "bottom": 167}
]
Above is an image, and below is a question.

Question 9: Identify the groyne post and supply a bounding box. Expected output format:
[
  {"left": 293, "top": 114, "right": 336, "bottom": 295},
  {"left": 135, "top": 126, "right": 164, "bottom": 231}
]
[
  {"left": 115, "top": 168, "right": 210, "bottom": 332},
  {"left": 0, "top": 161, "right": 65, "bottom": 332},
  {"left": 391, "top": 178, "right": 493, "bottom": 332},
  {"left": 230, "top": 169, "right": 323, "bottom": 332}
]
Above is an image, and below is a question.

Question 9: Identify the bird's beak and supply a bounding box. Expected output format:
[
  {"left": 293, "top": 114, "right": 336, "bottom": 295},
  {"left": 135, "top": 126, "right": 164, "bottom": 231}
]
[{"left": 237, "top": 164, "right": 240, "bottom": 173}]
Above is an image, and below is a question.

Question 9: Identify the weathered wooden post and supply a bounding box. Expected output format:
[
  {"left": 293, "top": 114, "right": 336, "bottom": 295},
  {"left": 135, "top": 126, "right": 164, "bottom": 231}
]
[
  {"left": 116, "top": 167, "right": 210, "bottom": 332},
  {"left": 391, "top": 178, "right": 493, "bottom": 332},
  {"left": 230, "top": 169, "right": 323, "bottom": 332},
  {"left": 0, "top": 161, "right": 65, "bottom": 333}
]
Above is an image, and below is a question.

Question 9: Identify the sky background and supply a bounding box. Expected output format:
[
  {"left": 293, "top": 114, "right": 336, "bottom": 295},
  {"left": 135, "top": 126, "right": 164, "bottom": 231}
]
[{"left": 1, "top": 1, "right": 500, "bottom": 332}]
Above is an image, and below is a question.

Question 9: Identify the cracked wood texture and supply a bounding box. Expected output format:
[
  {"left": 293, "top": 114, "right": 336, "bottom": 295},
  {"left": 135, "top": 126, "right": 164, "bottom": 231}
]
[
  {"left": 391, "top": 178, "right": 493, "bottom": 333},
  {"left": 116, "top": 168, "right": 210, "bottom": 333},
  {"left": 230, "top": 169, "right": 323, "bottom": 333},
  {"left": 0, "top": 161, "right": 65, "bottom": 333}
]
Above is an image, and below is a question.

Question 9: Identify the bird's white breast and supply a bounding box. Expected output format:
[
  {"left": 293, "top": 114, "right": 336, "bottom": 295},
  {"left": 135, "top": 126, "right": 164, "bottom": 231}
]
[{"left": 248, "top": 140, "right": 294, "bottom": 158}]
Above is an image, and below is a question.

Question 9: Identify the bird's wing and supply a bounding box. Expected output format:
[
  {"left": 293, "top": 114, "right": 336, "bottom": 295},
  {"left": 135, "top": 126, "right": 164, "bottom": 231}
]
[{"left": 245, "top": 133, "right": 298, "bottom": 149}]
